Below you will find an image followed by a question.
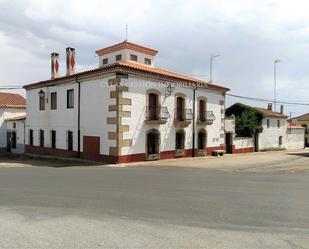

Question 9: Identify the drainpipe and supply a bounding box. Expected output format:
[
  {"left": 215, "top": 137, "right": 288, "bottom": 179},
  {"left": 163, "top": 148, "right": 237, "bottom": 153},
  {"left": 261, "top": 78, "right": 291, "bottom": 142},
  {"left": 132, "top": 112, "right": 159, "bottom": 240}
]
[
  {"left": 75, "top": 75, "right": 81, "bottom": 158},
  {"left": 192, "top": 85, "right": 197, "bottom": 157}
]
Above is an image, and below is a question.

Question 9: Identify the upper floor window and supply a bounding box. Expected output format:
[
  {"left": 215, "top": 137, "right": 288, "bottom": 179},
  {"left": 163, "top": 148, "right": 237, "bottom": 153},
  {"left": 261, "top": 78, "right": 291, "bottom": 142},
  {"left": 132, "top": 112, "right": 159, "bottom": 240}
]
[
  {"left": 277, "top": 120, "right": 280, "bottom": 128},
  {"left": 39, "top": 91, "right": 45, "bottom": 110},
  {"left": 116, "top": 54, "right": 122, "bottom": 61},
  {"left": 199, "top": 99, "right": 206, "bottom": 121},
  {"left": 67, "top": 89, "right": 74, "bottom": 108},
  {"left": 267, "top": 119, "right": 270, "bottom": 128},
  {"left": 51, "top": 92, "right": 57, "bottom": 110},
  {"left": 102, "top": 58, "right": 108, "bottom": 65},
  {"left": 144, "top": 58, "right": 151, "bottom": 65},
  {"left": 130, "top": 54, "right": 138, "bottom": 62}
]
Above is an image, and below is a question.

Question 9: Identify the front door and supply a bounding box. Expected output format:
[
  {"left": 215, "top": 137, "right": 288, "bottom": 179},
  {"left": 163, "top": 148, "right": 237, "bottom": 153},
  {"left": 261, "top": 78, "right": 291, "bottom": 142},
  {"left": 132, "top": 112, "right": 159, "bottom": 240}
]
[
  {"left": 6, "top": 132, "right": 12, "bottom": 152},
  {"left": 225, "top": 132, "right": 233, "bottom": 153}
]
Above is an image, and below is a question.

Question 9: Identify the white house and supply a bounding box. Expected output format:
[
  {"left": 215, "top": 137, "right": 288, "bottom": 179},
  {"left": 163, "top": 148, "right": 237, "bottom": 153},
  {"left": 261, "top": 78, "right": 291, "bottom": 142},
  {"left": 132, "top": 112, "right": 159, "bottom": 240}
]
[
  {"left": 24, "top": 41, "right": 230, "bottom": 163},
  {"left": 0, "top": 92, "right": 26, "bottom": 152},
  {"left": 5, "top": 115, "right": 26, "bottom": 153}
]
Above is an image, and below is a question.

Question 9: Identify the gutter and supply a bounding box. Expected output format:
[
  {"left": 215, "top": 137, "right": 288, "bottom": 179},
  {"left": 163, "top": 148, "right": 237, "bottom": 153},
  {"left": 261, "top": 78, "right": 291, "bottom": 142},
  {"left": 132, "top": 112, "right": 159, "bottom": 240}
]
[{"left": 75, "top": 75, "right": 81, "bottom": 158}]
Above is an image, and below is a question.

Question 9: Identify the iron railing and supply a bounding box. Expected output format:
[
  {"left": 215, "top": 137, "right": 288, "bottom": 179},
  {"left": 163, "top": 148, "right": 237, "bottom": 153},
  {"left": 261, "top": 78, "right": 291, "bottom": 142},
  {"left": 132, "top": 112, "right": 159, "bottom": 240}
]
[
  {"left": 174, "top": 109, "right": 193, "bottom": 122},
  {"left": 145, "top": 106, "right": 170, "bottom": 122},
  {"left": 198, "top": 111, "right": 216, "bottom": 122}
]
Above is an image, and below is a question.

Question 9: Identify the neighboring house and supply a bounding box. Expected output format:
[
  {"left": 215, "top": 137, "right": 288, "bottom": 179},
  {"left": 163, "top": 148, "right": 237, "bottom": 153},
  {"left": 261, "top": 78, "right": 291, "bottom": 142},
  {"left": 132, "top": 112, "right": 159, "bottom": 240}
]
[
  {"left": 24, "top": 41, "right": 230, "bottom": 163},
  {"left": 286, "top": 124, "right": 305, "bottom": 150},
  {"left": 290, "top": 113, "right": 309, "bottom": 146},
  {"left": 0, "top": 92, "right": 26, "bottom": 152},
  {"left": 5, "top": 115, "right": 26, "bottom": 153}
]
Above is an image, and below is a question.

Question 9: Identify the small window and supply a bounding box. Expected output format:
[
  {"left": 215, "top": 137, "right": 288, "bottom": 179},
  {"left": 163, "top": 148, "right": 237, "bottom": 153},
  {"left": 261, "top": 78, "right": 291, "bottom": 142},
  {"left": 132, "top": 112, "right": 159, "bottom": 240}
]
[
  {"left": 130, "top": 54, "right": 138, "bottom": 61},
  {"left": 267, "top": 119, "right": 270, "bottom": 128},
  {"left": 67, "top": 131, "right": 73, "bottom": 151},
  {"left": 51, "top": 130, "right": 56, "bottom": 149},
  {"left": 116, "top": 54, "right": 122, "bottom": 61},
  {"left": 102, "top": 58, "right": 108, "bottom": 64},
  {"left": 279, "top": 136, "right": 283, "bottom": 146},
  {"left": 29, "top": 129, "right": 33, "bottom": 146},
  {"left": 39, "top": 129, "right": 44, "bottom": 147},
  {"left": 51, "top": 92, "right": 57, "bottom": 110},
  {"left": 67, "top": 89, "right": 74, "bottom": 108},
  {"left": 13, "top": 122, "right": 16, "bottom": 129},
  {"left": 277, "top": 120, "right": 280, "bottom": 128},
  {"left": 12, "top": 132, "right": 16, "bottom": 149},
  {"left": 144, "top": 58, "right": 151, "bottom": 65},
  {"left": 39, "top": 92, "right": 45, "bottom": 110}
]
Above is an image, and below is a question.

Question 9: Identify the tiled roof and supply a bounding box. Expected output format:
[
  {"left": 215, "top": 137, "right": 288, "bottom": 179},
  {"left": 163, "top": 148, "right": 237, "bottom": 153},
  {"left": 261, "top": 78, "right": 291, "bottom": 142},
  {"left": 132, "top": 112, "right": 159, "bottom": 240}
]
[
  {"left": 0, "top": 92, "right": 26, "bottom": 108},
  {"left": 292, "top": 113, "right": 309, "bottom": 121},
  {"left": 254, "top": 107, "right": 288, "bottom": 119},
  {"left": 24, "top": 61, "right": 230, "bottom": 93},
  {"left": 5, "top": 114, "right": 26, "bottom": 121},
  {"left": 96, "top": 41, "right": 158, "bottom": 56},
  {"left": 288, "top": 124, "right": 305, "bottom": 129}
]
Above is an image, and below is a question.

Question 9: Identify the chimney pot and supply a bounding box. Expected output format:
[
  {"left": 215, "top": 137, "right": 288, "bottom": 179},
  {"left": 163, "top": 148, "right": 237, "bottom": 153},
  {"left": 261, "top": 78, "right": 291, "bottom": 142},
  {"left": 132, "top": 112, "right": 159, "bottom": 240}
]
[
  {"left": 267, "top": 103, "right": 272, "bottom": 111},
  {"left": 51, "top": 52, "right": 60, "bottom": 79},
  {"left": 66, "top": 47, "right": 76, "bottom": 76},
  {"left": 280, "top": 105, "right": 284, "bottom": 114}
]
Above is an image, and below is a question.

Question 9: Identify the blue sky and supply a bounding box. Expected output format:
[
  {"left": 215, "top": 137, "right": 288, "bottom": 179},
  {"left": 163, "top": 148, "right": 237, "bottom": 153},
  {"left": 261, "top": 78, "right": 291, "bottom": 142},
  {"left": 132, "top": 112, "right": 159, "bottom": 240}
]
[{"left": 1, "top": 0, "right": 309, "bottom": 117}]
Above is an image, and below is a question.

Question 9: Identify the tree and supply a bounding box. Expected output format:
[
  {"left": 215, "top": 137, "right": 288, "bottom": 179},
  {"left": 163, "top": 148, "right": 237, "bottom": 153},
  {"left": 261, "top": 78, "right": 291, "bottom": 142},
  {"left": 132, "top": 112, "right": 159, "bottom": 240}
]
[{"left": 226, "top": 103, "right": 265, "bottom": 137}]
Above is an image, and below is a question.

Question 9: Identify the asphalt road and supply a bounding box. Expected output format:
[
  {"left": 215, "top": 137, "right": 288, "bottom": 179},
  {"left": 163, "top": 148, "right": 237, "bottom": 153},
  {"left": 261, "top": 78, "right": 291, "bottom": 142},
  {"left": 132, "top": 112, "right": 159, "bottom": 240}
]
[{"left": 0, "top": 165, "right": 309, "bottom": 248}]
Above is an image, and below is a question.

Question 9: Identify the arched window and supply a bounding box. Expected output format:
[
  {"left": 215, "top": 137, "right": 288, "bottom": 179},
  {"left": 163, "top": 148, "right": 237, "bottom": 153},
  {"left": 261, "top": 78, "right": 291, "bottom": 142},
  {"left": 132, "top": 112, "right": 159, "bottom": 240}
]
[
  {"left": 175, "top": 130, "right": 185, "bottom": 150},
  {"left": 198, "top": 129, "right": 207, "bottom": 150},
  {"left": 147, "top": 129, "right": 160, "bottom": 155},
  {"left": 148, "top": 93, "right": 159, "bottom": 120},
  {"left": 176, "top": 97, "right": 185, "bottom": 121}
]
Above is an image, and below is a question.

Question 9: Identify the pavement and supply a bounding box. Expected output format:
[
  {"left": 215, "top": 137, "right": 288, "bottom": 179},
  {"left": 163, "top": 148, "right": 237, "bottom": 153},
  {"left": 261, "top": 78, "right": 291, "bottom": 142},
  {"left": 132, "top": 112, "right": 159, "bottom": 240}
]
[{"left": 0, "top": 151, "right": 309, "bottom": 248}]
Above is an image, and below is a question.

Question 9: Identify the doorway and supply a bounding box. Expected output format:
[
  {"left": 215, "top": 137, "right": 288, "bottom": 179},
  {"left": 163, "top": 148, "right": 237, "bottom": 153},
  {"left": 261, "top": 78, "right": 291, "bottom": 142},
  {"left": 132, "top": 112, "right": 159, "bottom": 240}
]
[
  {"left": 225, "top": 132, "right": 233, "bottom": 153},
  {"left": 6, "top": 132, "right": 12, "bottom": 152},
  {"left": 147, "top": 129, "right": 160, "bottom": 160}
]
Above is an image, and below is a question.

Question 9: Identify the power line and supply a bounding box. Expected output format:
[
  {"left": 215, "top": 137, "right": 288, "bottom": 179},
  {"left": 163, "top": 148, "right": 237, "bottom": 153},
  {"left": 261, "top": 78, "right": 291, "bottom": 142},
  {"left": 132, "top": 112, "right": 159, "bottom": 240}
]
[{"left": 227, "top": 93, "right": 309, "bottom": 106}]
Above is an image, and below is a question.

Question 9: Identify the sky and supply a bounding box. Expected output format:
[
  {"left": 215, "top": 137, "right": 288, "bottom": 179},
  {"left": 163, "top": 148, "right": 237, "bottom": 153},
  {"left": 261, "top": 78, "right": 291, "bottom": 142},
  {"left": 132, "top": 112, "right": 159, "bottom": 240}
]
[{"left": 1, "top": 0, "right": 309, "bottom": 117}]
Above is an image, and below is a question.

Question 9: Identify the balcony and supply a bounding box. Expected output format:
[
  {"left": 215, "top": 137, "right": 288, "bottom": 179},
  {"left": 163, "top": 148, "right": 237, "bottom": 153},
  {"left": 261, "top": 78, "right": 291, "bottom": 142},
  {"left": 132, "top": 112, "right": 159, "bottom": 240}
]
[
  {"left": 197, "top": 111, "right": 216, "bottom": 125},
  {"left": 145, "top": 106, "right": 170, "bottom": 124},
  {"left": 174, "top": 109, "right": 193, "bottom": 128}
]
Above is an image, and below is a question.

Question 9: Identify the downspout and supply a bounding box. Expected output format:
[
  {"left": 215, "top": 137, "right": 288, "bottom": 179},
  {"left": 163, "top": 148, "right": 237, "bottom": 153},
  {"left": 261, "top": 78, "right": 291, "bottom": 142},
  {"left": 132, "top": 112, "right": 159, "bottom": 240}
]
[
  {"left": 192, "top": 85, "right": 197, "bottom": 157},
  {"left": 75, "top": 75, "right": 81, "bottom": 158}
]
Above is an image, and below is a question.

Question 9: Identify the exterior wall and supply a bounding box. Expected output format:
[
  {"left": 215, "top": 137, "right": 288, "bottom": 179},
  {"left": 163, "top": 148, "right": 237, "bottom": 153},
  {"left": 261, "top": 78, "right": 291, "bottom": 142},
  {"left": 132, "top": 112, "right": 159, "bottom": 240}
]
[
  {"left": 259, "top": 117, "right": 287, "bottom": 150},
  {"left": 99, "top": 48, "right": 155, "bottom": 67},
  {"left": 293, "top": 120, "right": 309, "bottom": 146},
  {"left": 286, "top": 128, "right": 305, "bottom": 150},
  {"left": 6, "top": 120, "right": 25, "bottom": 153},
  {"left": 0, "top": 108, "right": 26, "bottom": 150},
  {"left": 233, "top": 137, "right": 254, "bottom": 153}
]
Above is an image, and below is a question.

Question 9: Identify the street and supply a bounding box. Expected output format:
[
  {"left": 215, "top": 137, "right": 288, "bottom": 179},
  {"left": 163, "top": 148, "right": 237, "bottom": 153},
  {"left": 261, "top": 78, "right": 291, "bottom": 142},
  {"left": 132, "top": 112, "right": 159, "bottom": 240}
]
[{"left": 0, "top": 152, "right": 309, "bottom": 248}]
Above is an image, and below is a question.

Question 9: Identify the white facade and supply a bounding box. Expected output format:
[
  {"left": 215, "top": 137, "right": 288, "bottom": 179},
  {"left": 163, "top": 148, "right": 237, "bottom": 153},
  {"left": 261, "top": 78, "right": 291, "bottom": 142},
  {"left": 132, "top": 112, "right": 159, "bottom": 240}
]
[
  {"left": 259, "top": 117, "right": 288, "bottom": 150},
  {"left": 234, "top": 137, "right": 254, "bottom": 150},
  {"left": 0, "top": 108, "right": 26, "bottom": 151},
  {"left": 6, "top": 118, "right": 26, "bottom": 153},
  {"left": 286, "top": 127, "right": 305, "bottom": 150}
]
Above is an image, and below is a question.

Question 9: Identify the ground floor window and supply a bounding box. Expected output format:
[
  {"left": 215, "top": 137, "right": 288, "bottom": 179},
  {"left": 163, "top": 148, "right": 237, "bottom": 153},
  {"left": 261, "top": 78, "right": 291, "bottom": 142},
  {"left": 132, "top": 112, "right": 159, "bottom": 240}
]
[
  {"left": 67, "top": 131, "right": 73, "bottom": 151},
  {"left": 175, "top": 130, "right": 185, "bottom": 150},
  {"left": 29, "top": 129, "right": 33, "bottom": 146},
  {"left": 39, "top": 130, "right": 44, "bottom": 147},
  {"left": 51, "top": 130, "right": 56, "bottom": 149},
  {"left": 12, "top": 132, "right": 16, "bottom": 149},
  {"left": 198, "top": 130, "right": 207, "bottom": 150},
  {"left": 147, "top": 129, "right": 160, "bottom": 155},
  {"left": 279, "top": 136, "right": 283, "bottom": 146}
]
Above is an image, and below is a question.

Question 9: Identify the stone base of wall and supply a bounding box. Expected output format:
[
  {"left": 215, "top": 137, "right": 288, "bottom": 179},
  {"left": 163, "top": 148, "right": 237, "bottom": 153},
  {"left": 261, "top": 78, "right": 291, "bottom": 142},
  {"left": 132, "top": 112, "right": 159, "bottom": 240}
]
[
  {"left": 232, "top": 146, "right": 254, "bottom": 154},
  {"left": 25, "top": 145, "right": 227, "bottom": 164}
]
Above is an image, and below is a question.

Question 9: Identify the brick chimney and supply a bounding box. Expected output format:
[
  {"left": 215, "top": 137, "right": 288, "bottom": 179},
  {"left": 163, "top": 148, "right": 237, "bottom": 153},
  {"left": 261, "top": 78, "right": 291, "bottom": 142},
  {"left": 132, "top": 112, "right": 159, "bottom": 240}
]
[
  {"left": 267, "top": 103, "right": 272, "bottom": 111},
  {"left": 66, "top": 47, "right": 76, "bottom": 76},
  {"left": 280, "top": 105, "right": 284, "bottom": 114},
  {"left": 51, "top": 52, "right": 60, "bottom": 79}
]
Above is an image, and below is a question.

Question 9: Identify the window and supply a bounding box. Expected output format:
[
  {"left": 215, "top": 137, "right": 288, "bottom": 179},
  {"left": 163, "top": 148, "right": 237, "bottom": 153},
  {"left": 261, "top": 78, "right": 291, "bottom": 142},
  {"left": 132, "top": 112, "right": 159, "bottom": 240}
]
[
  {"left": 130, "top": 54, "right": 138, "bottom": 61},
  {"left": 67, "top": 89, "right": 74, "bottom": 108},
  {"left": 67, "top": 131, "right": 73, "bottom": 151},
  {"left": 116, "top": 54, "right": 122, "bottom": 61},
  {"left": 279, "top": 136, "right": 283, "bottom": 146},
  {"left": 13, "top": 122, "right": 16, "bottom": 129},
  {"left": 12, "top": 132, "right": 16, "bottom": 149},
  {"left": 51, "top": 130, "right": 56, "bottom": 149},
  {"left": 199, "top": 100, "right": 206, "bottom": 121},
  {"left": 277, "top": 120, "right": 280, "bottom": 128},
  {"left": 176, "top": 97, "right": 185, "bottom": 121},
  {"left": 144, "top": 58, "right": 151, "bottom": 65},
  {"left": 148, "top": 93, "right": 159, "bottom": 120},
  {"left": 29, "top": 129, "right": 33, "bottom": 146},
  {"left": 102, "top": 58, "right": 108, "bottom": 64},
  {"left": 175, "top": 130, "right": 185, "bottom": 150},
  {"left": 39, "top": 129, "right": 44, "bottom": 147},
  {"left": 51, "top": 92, "right": 57, "bottom": 110},
  {"left": 267, "top": 119, "right": 270, "bottom": 128},
  {"left": 39, "top": 92, "right": 45, "bottom": 110}
]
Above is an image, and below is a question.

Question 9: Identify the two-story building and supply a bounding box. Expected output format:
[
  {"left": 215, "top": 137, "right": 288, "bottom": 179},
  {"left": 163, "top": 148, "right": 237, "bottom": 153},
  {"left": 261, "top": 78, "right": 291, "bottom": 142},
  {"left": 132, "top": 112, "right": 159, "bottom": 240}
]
[{"left": 24, "top": 41, "right": 230, "bottom": 163}]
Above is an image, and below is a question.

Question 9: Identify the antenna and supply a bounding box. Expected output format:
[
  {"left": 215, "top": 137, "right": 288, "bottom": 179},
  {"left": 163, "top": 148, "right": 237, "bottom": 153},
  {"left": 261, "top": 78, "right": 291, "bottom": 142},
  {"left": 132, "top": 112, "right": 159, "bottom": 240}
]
[{"left": 125, "top": 24, "right": 128, "bottom": 41}]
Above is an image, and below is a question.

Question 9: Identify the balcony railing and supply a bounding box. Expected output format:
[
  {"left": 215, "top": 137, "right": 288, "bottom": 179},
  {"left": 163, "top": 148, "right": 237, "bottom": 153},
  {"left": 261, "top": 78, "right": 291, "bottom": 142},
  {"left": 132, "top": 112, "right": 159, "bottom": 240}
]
[
  {"left": 197, "top": 111, "right": 216, "bottom": 125},
  {"left": 145, "top": 106, "right": 170, "bottom": 124},
  {"left": 174, "top": 109, "right": 193, "bottom": 127}
]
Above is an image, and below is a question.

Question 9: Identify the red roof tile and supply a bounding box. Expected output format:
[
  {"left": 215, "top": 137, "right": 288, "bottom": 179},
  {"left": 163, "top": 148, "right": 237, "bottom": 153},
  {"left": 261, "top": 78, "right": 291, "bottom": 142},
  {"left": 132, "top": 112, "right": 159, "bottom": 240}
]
[
  {"left": 0, "top": 92, "right": 26, "bottom": 108},
  {"left": 254, "top": 107, "right": 288, "bottom": 119}
]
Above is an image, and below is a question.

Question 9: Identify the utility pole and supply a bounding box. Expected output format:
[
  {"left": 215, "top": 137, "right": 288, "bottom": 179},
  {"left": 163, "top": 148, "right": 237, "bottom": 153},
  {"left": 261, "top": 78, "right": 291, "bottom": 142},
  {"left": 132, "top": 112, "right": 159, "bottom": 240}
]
[
  {"left": 209, "top": 54, "right": 220, "bottom": 83},
  {"left": 274, "top": 59, "right": 281, "bottom": 112}
]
